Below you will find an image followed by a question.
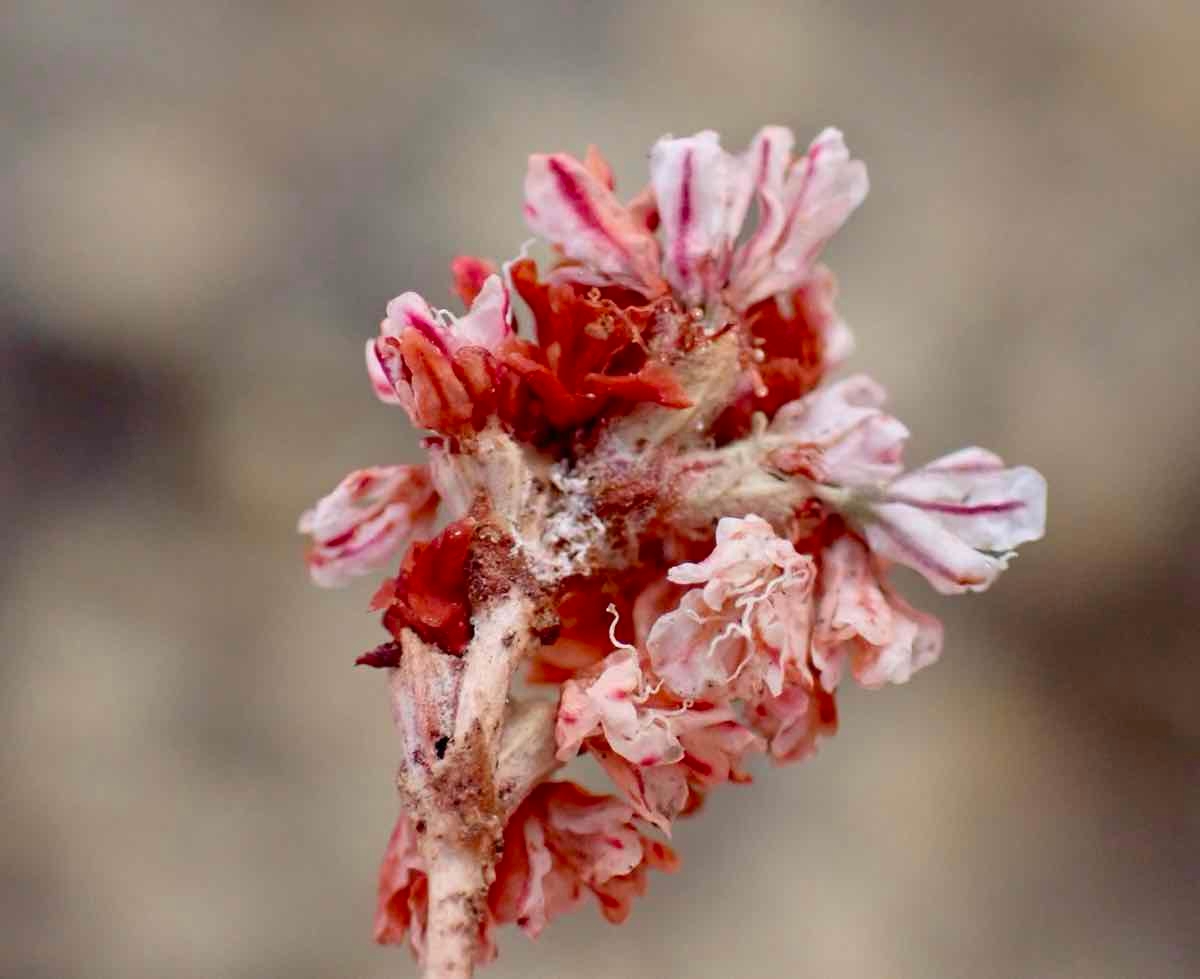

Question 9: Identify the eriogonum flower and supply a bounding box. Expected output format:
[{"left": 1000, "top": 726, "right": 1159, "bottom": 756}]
[
  {"left": 298, "top": 464, "right": 437, "bottom": 587},
  {"left": 299, "top": 122, "right": 1046, "bottom": 978},
  {"left": 490, "top": 780, "right": 679, "bottom": 935},
  {"left": 647, "top": 514, "right": 816, "bottom": 701},
  {"left": 556, "top": 647, "right": 762, "bottom": 830}
]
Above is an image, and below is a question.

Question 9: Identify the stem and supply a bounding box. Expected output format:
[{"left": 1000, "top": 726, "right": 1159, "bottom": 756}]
[
  {"left": 389, "top": 591, "right": 540, "bottom": 979},
  {"left": 423, "top": 844, "right": 489, "bottom": 979}
]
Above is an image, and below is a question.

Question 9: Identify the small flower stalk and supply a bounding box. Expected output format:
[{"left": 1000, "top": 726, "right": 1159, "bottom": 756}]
[{"left": 299, "top": 124, "right": 1046, "bottom": 977}]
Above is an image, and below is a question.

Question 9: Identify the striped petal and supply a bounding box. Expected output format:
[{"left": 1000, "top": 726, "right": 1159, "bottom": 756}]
[
  {"left": 650, "top": 130, "right": 754, "bottom": 306},
  {"left": 524, "top": 152, "right": 665, "bottom": 294},
  {"left": 884, "top": 447, "right": 1048, "bottom": 552},
  {"left": 732, "top": 128, "right": 868, "bottom": 308},
  {"left": 857, "top": 448, "right": 1047, "bottom": 594}
]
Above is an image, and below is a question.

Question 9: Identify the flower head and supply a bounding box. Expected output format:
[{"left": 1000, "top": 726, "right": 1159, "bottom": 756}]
[{"left": 300, "top": 121, "right": 1046, "bottom": 977}]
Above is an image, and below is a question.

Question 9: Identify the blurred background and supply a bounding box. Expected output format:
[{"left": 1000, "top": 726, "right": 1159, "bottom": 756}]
[{"left": 2, "top": 1, "right": 1197, "bottom": 977}]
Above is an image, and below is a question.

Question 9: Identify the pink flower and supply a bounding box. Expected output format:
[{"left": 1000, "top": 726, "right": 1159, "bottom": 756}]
[
  {"left": 524, "top": 125, "right": 867, "bottom": 313},
  {"left": 862, "top": 447, "right": 1047, "bottom": 594},
  {"left": 298, "top": 465, "right": 438, "bottom": 587},
  {"left": 727, "top": 127, "right": 869, "bottom": 309},
  {"left": 300, "top": 120, "right": 1049, "bottom": 975},
  {"left": 812, "top": 534, "right": 943, "bottom": 689},
  {"left": 555, "top": 649, "right": 682, "bottom": 768},
  {"left": 746, "top": 678, "right": 839, "bottom": 763},
  {"left": 489, "top": 781, "right": 679, "bottom": 936},
  {"left": 766, "top": 374, "right": 909, "bottom": 486},
  {"left": 524, "top": 152, "right": 666, "bottom": 295},
  {"left": 366, "top": 274, "right": 512, "bottom": 431},
  {"left": 646, "top": 515, "right": 816, "bottom": 699},
  {"left": 649, "top": 130, "right": 755, "bottom": 306},
  {"left": 555, "top": 649, "right": 762, "bottom": 832},
  {"left": 768, "top": 380, "right": 1047, "bottom": 594}
]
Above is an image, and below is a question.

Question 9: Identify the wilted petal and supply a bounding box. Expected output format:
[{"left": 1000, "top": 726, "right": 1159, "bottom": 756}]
[
  {"left": 373, "top": 517, "right": 475, "bottom": 656},
  {"left": 650, "top": 130, "right": 754, "bottom": 305},
  {"left": 813, "top": 535, "right": 942, "bottom": 688},
  {"left": 368, "top": 276, "right": 512, "bottom": 429},
  {"left": 491, "top": 781, "right": 677, "bottom": 935},
  {"left": 555, "top": 651, "right": 684, "bottom": 767},
  {"left": 651, "top": 515, "right": 815, "bottom": 699},
  {"left": 366, "top": 335, "right": 409, "bottom": 408},
  {"left": 801, "top": 263, "right": 855, "bottom": 370},
  {"left": 671, "top": 704, "right": 763, "bottom": 787},
  {"left": 768, "top": 374, "right": 908, "bottom": 485},
  {"left": 398, "top": 329, "right": 475, "bottom": 431},
  {"left": 524, "top": 152, "right": 665, "bottom": 294},
  {"left": 374, "top": 810, "right": 428, "bottom": 953},
  {"left": 590, "top": 742, "right": 689, "bottom": 835},
  {"left": 646, "top": 589, "right": 744, "bottom": 700},
  {"left": 298, "top": 465, "right": 437, "bottom": 587},
  {"left": 852, "top": 588, "right": 942, "bottom": 688},
  {"left": 746, "top": 680, "right": 838, "bottom": 763},
  {"left": 668, "top": 514, "right": 807, "bottom": 609},
  {"left": 447, "top": 275, "right": 512, "bottom": 351},
  {"left": 384, "top": 278, "right": 511, "bottom": 355}
]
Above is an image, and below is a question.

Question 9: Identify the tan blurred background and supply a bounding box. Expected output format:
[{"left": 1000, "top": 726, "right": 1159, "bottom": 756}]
[{"left": 2, "top": 2, "right": 1197, "bottom": 977}]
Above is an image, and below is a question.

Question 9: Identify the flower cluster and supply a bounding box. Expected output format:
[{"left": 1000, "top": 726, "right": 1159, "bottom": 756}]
[{"left": 299, "top": 124, "right": 1046, "bottom": 978}]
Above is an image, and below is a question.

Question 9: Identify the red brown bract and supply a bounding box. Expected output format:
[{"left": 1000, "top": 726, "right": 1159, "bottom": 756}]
[
  {"left": 372, "top": 517, "right": 476, "bottom": 655},
  {"left": 298, "top": 123, "right": 1047, "bottom": 979},
  {"left": 503, "top": 258, "right": 690, "bottom": 437}
]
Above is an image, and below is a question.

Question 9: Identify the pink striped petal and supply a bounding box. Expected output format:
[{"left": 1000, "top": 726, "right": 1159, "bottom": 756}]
[
  {"left": 862, "top": 501, "right": 1013, "bottom": 595},
  {"left": 524, "top": 152, "right": 665, "bottom": 294},
  {"left": 728, "top": 125, "right": 795, "bottom": 299},
  {"left": 383, "top": 292, "right": 444, "bottom": 347},
  {"left": 732, "top": 127, "right": 868, "bottom": 308},
  {"left": 854, "top": 446, "right": 1047, "bottom": 594},
  {"left": 650, "top": 130, "right": 754, "bottom": 305},
  {"left": 365, "top": 336, "right": 407, "bottom": 407},
  {"left": 298, "top": 465, "right": 437, "bottom": 587},
  {"left": 885, "top": 448, "right": 1047, "bottom": 552},
  {"left": 382, "top": 278, "right": 511, "bottom": 355}
]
